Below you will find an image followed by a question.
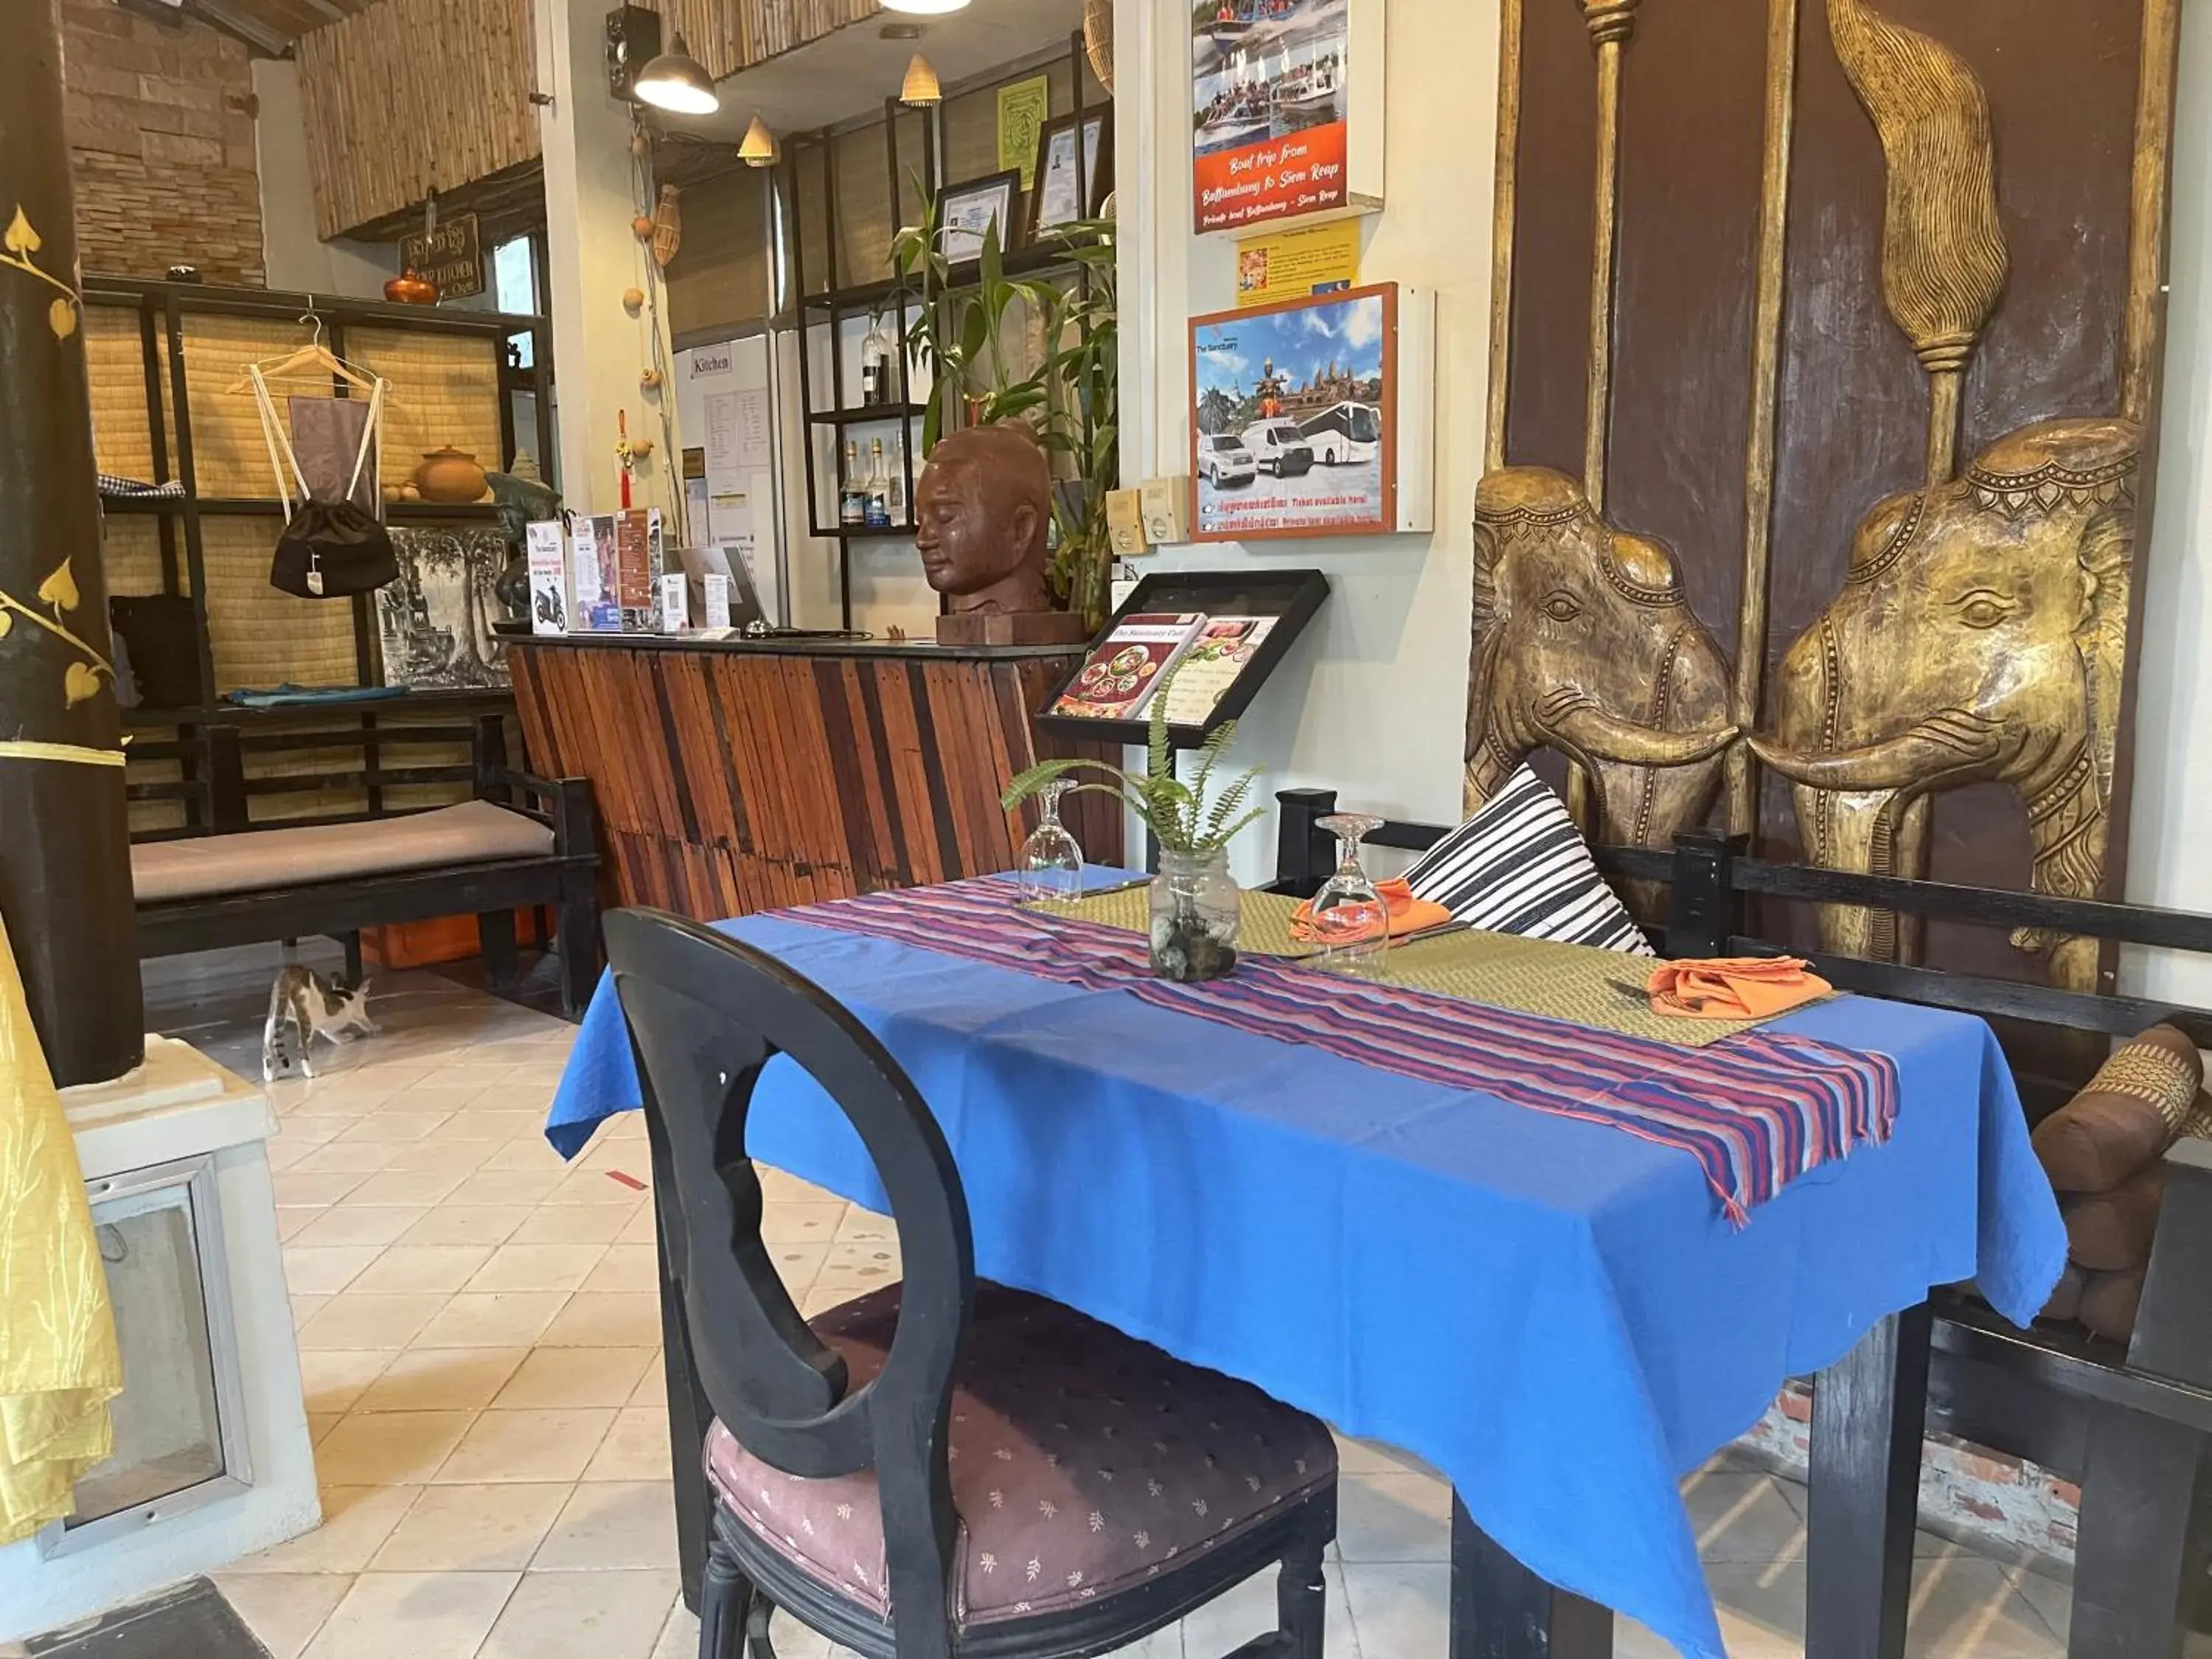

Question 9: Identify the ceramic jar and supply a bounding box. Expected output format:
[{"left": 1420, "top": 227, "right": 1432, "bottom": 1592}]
[
  {"left": 413, "top": 447, "right": 488, "bottom": 504},
  {"left": 385, "top": 268, "right": 438, "bottom": 305}
]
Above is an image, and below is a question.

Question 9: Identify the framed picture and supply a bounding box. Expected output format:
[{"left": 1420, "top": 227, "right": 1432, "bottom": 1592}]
[
  {"left": 1190, "top": 281, "right": 1430, "bottom": 541},
  {"left": 937, "top": 170, "right": 1021, "bottom": 265},
  {"left": 377, "top": 526, "right": 510, "bottom": 688},
  {"left": 1028, "top": 110, "right": 1113, "bottom": 237},
  {"left": 1192, "top": 0, "right": 1385, "bottom": 236}
]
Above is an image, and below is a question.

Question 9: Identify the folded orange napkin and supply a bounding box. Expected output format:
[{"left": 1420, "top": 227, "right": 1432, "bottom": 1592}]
[
  {"left": 1646, "top": 956, "right": 1832, "bottom": 1020},
  {"left": 1292, "top": 879, "right": 1455, "bottom": 945}
]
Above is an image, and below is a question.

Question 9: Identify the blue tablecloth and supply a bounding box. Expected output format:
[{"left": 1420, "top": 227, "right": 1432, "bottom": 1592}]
[{"left": 547, "top": 889, "right": 2064, "bottom": 1659}]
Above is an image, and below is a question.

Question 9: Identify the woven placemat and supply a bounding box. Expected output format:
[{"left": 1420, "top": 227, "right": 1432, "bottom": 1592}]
[{"left": 1039, "top": 886, "right": 1793, "bottom": 1047}]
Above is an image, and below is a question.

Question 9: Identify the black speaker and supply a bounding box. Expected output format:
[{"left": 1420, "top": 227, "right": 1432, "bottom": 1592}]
[{"left": 605, "top": 5, "right": 664, "bottom": 102}]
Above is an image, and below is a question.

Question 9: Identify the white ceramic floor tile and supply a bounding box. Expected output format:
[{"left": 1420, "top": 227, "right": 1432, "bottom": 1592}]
[
  {"left": 335, "top": 1110, "right": 460, "bottom": 1144},
  {"left": 541, "top": 1292, "right": 664, "bottom": 1348},
  {"left": 212, "top": 1571, "right": 355, "bottom": 1659},
  {"left": 414, "top": 1290, "right": 573, "bottom": 1349},
  {"left": 761, "top": 1203, "right": 845, "bottom": 1244},
  {"left": 512, "top": 1203, "right": 643, "bottom": 1246},
  {"left": 284, "top": 1245, "right": 389, "bottom": 1297},
  {"left": 301, "top": 1570, "right": 520, "bottom": 1659},
  {"left": 275, "top": 1171, "right": 373, "bottom": 1208},
  {"left": 628, "top": 1359, "right": 671, "bottom": 1408},
  {"left": 495, "top": 1346, "right": 659, "bottom": 1410},
  {"left": 314, "top": 1411, "right": 476, "bottom": 1485},
  {"left": 396, "top": 1205, "right": 535, "bottom": 1247},
  {"left": 297, "top": 1292, "right": 451, "bottom": 1352},
  {"left": 1335, "top": 1469, "right": 1453, "bottom": 1564},
  {"left": 475, "top": 1568, "right": 680, "bottom": 1659},
  {"left": 1339, "top": 1561, "right": 1446, "bottom": 1659},
  {"left": 583, "top": 1406, "right": 674, "bottom": 1482},
  {"left": 430, "top": 1109, "right": 554, "bottom": 1144},
  {"left": 485, "top": 1138, "right": 574, "bottom": 1173},
  {"left": 1906, "top": 1554, "right": 2067, "bottom": 1658},
  {"left": 2011, "top": 1565, "right": 2070, "bottom": 1646},
  {"left": 291, "top": 1141, "right": 407, "bottom": 1176},
  {"left": 383, "top": 1138, "right": 502, "bottom": 1175},
  {"left": 292, "top": 1293, "right": 331, "bottom": 1330},
  {"left": 356, "top": 1346, "right": 531, "bottom": 1412},
  {"left": 436, "top": 1407, "right": 619, "bottom": 1484},
  {"left": 470, "top": 1242, "right": 612, "bottom": 1293},
  {"left": 450, "top": 1169, "right": 569, "bottom": 1206},
  {"left": 532, "top": 1481, "right": 678, "bottom": 1571},
  {"left": 545, "top": 1166, "right": 652, "bottom": 1206},
  {"left": 1683, "top": 1468, "right": 1808, "bottom": 1565},
  {"left": 345, "top": 1167, "right": 475, "bottom": 1207},
  {"left": 347, "top": 1244, "right": 498, "bottom": 1296},
  {"left": 1179, "top": 1562, "right": 1357, "bottom": 1659},
  {"left": 227, "top": 1484, "right": 422, "bottom": 1574},
  {"left": 296, "top": 1348, "right": 398, "bottom": 1414},
  {"left": 290, "top": 1206, "right": 434, "bottom": 1250},
  {"left": 371, "top": 1482, "right": 574, "bottom": 1572}
]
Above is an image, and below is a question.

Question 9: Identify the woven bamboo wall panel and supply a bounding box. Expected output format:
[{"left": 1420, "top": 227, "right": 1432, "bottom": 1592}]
[
  {"left": 509, "top": 641, "right": 1121, "bottom": 919},
  {"left": 201, "top": 518, "right": 358, "bottom": 692},
  {"left": 295, "top": 0, "right": 539, "bottom": 238},
  {"left": 657, "top": 0, "right": 880, "bottom": 82},
  {"left": 84, "top": 306, "right": 164, "bottom": 483},
  {"left": 98, "top": 518, "right": 171, "bottom": 600},
  {"left": 176, "top": 316, "right": 316, "bottom": 498},
  {"left": 348, "top": 327, "right": 507, "bottom": 481}
]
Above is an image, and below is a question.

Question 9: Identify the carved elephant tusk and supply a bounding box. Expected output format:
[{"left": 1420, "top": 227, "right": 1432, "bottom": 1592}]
[
  {"left": 1538, "top": 690, "right": 1738, "bottom": 772},
  {"left": 1747, "top": 707, "right": 2008, "bottom": 794}
]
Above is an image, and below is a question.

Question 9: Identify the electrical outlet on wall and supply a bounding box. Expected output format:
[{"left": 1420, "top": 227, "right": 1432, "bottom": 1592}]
[{"left": 1138, "top": 477, "right": 1191, "bottom": 547}]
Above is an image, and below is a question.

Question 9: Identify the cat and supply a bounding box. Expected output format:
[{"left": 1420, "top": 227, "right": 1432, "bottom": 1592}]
[{"left": 262, "top": 964, "right": 378, "bottom": 1082}]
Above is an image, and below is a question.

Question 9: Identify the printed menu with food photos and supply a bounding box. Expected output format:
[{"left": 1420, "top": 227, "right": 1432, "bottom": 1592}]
[
  {"left": 1051, "top": 613, "right": 1208, "bottom": 720},
  {"left": 1157, "top": 616, "right": 1277, "bottom": 725}
]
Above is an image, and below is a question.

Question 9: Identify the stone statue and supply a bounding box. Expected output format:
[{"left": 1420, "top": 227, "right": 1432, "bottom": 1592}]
[
  {"left": 914, "top": 425, "right": 1054, "bottom": 618},
  {"left": 1466, "top": 466, "right": 1736, "bottom": 846},
  {"left": 1751, "top": 417, "right": 2138, "bottom": 990}
]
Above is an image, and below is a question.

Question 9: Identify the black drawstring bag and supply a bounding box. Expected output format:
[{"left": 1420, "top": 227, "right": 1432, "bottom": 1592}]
[{"left": 269, "top": 499, "right": 398, "bottom": 598}]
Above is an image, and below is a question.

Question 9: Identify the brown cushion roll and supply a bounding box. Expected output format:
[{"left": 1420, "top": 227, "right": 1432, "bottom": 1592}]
[
  {"left": 2039, "top": 1259, "right": 2087, "bottom": 1324},
  {"left": 2064, "top": 1165, "right": 2164, "bottom": 1270},
  {"left": 2079, "top": 1264, "right": 2147, "bottom": 1344},
  {"left": 2032, "top": 1025, "right": 2202, "bottom": 1192}
]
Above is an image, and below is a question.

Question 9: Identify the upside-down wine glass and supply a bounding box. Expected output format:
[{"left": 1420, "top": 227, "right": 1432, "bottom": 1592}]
[
  {"left": 1308, "top": 813, "right": 1389, "bottom": 975},
  {"left": 1015, "top": 779, "right": 1085, "bottom": 907}
]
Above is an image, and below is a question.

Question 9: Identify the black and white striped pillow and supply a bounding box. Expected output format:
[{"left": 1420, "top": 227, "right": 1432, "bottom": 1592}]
[{"left": 1404, "top": 765, "right": 1655, "bottom": 956}]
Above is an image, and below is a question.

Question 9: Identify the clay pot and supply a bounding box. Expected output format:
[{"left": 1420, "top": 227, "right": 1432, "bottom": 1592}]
[
  {"left": 385, "top": 267, "right": 438, "bottom": 305},
  {"left": 414, "top": 447, "right": 488, "bottom": 504}
]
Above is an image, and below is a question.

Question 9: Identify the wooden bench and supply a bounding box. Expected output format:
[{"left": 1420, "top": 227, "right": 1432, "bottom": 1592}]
[
  {"left": 1273, "top": 788, "right": 2212, "bottom": 1659},
  {"left": 131, "top": 710, "right": 602, "bottom": 1016}
]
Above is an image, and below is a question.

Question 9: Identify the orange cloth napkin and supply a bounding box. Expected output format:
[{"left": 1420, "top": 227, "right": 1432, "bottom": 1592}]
[
  {"left": 1292, "top": 879, "right": 1455, "bottom": 945},
  {"left": 1646, "top": 956, "right": 1832, "bottom": 1020}
]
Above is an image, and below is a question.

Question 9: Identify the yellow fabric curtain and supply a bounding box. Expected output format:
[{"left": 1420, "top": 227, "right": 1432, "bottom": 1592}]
[{"left": 0, "top": 911, "right": 121, "bottom": 1544}]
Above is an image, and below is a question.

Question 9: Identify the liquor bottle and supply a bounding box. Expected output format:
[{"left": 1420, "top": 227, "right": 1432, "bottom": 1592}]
[
  {"left": 884, "top": 432, "right": 907, "bottom": 522},
  {"left": 860, "top": 316, "right": 888, "bottom": 407},
  {"left": 864, "top": 437, "right": 892, "bottom": 529},
  {"left": 838, "top": 440, "right": 866, "bottom": 526}
]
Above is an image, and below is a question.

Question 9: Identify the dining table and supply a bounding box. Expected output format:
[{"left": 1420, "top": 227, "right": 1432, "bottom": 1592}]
[{"left": 544, "top": 872, "right": 2066, "bottom": 1659}]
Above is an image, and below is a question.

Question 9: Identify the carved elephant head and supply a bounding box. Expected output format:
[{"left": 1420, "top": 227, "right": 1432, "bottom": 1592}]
[
  {"left": 1466, "top": 467, "right": 1736, "bottom": 849},
  {"left": 1750, "top": 417, "right": 2138, "bottom": 984}
]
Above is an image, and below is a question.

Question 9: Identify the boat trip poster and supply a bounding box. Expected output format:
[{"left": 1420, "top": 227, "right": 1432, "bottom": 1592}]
[{"left": 1192, "top": 0, "right": 1350, "bottom": 234}]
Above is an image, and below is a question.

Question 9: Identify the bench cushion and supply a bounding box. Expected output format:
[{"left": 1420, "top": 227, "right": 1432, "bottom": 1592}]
[{"left": 133, "top": 801, "right": 556, "bottom": 905}]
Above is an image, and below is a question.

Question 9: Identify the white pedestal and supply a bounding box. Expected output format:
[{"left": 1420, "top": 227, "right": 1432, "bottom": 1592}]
[{"left": 0, "top": 1038, "right": 320, "bottom": 1643}]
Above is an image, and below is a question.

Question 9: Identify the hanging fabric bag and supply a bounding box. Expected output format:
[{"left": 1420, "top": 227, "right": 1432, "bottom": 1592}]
[{"left": 251, "top": 366, "right": 398, "bottom": 599}]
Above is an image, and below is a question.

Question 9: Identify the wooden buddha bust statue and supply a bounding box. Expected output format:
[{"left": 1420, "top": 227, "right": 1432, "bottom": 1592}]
[{"left": 914, "top": 425, "right": 1085, "bottom": 644}]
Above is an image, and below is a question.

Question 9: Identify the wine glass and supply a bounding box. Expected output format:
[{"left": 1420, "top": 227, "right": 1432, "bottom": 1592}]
[
  {"left": 1015, "top": 779, "right": 1085, "bottom": 907},
  {"left": 1308, "top": 813, "right": 1389, "bottom": 975}
]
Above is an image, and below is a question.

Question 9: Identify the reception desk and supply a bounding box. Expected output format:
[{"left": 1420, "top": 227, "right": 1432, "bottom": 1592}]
[{"left": 508, "top": 634, "right": 1122, "bottom": 919}]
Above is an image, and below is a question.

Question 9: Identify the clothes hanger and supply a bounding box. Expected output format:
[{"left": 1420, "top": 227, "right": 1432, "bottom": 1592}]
[{"left": 226, "top": 295, "right": 386, "bottom": 395}]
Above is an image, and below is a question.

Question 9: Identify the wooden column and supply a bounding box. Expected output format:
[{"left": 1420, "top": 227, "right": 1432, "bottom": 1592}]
[{"left": 0, "top": 1, "right": 145, "bottom": 1087}]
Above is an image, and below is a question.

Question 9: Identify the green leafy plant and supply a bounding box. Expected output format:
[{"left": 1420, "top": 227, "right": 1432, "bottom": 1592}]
[
  {"left": 889, "top": 195, "right": 1118, "bottom": 629},
  {"left": 1001, "top": 665, "right": 1264, "bottom": 856}
]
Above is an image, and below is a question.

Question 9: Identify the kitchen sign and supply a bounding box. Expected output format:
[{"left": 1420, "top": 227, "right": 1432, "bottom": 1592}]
[{"left": 398, "top": 213, "right": 484, "bottom": 302}]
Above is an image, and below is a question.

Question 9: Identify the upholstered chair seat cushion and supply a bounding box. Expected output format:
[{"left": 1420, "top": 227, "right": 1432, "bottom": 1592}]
[{"left": 705, "top": 1281, "right": 1336, "bottom": 1628}]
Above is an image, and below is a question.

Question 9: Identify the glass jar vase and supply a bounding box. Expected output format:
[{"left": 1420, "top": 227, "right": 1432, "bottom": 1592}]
[{"left": 1148, "top": 848, "right": 1240, "bottom": 981}]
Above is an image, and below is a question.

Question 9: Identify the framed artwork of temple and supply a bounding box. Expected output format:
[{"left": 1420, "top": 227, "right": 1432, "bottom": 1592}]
[
  {"left": 1188, "top": 282, "right": 1433, "bottom": 542},
  {"left": 1470, "top": 0, "right": 2186, "bottom": 997},
  {"left": 1190, "top": 0, "right": 1385, "bottom": 235}
]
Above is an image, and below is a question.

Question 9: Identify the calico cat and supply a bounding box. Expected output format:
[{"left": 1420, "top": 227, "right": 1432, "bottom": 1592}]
[{"left": 262, "top": 964, "right": 378, "bottom": 1081}]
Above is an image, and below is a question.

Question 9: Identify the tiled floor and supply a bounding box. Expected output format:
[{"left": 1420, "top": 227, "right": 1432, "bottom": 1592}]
[{"left": 175, "top": 962, "right": 2075, "bottom": 1659}]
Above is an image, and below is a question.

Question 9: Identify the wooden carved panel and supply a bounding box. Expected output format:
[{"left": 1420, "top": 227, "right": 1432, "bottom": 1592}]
[{"left": 1478, "top": 0, "right": 2182, "bottom": 992}]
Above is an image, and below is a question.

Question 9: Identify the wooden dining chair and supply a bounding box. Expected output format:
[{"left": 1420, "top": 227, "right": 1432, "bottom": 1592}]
[{"left": 604, "top": 907, "right": 1339, "bottom": 1659}]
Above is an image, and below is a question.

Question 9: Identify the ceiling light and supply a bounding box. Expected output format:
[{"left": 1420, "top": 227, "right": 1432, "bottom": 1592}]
[
  {"left": 634, "top": 34, "right": 719, "bottom": 115},
  {"left": 738, "top": 114, "right": 777, "bottom": 167},
  {"left": 900, "top": 53, "right": 942, "bottom": 107},
  {"left": 881, "top": 0, "right": 970, "bottom": 14}
]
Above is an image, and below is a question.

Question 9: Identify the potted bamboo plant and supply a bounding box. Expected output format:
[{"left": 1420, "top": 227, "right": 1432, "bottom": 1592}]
[{"left": 1002, "top": 670, "right": 1262, "bottom": 982}]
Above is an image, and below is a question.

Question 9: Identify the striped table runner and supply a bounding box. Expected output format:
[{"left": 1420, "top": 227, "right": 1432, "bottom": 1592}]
[{"left": 790, "top": 880, "right": 1899, "bottom": 1222}]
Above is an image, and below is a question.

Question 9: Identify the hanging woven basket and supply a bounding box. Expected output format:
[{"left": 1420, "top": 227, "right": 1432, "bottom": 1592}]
[{"left": 1082, "top": 0, "right": 1113, "bottom": 94}]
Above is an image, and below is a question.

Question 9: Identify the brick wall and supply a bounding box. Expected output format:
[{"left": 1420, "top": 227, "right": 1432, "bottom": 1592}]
[{"left": 58, "top": 0, "right": 264, "bottom": 286}]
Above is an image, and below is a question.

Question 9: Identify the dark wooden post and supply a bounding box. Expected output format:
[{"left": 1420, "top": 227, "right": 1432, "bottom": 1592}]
[{"left": 0, "top": 1, "right": 145, "bottom": 1087}]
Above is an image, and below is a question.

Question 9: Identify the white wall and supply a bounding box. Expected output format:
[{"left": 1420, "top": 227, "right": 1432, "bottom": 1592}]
[
  {"left": 251, "top": 60, "right": 392, "bottom": 301},
  {"left": 1119, "top": 0, "right": 2212, "bottom": 919},
  {"left": 1113, "top": 0, "right": 1493, "bottom": 881}
]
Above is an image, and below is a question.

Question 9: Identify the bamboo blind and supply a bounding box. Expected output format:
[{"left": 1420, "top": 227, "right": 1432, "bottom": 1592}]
[
  {"left": 347, "top": 326, "right": 507, "bottom": 476},
  {"left": 295, "top": 0, "right": 540, "bottom": 238},
  {"left": 658, "top": 0, "right": 881, "bottom": 82},
  {"left": 201, "top": 518, "right": 360, "bottom": 692},
  {"left": 84, "top": 306, "right": 164, "bottom": 482}
]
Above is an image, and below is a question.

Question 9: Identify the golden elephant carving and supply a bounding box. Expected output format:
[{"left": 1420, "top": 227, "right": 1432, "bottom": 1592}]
[
  {"left": 1750, "top": 417, "right": 2138, "bottom": 988},
  {"left": 1467, "top": 467, "right": 1736, "bottom": 851}
]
